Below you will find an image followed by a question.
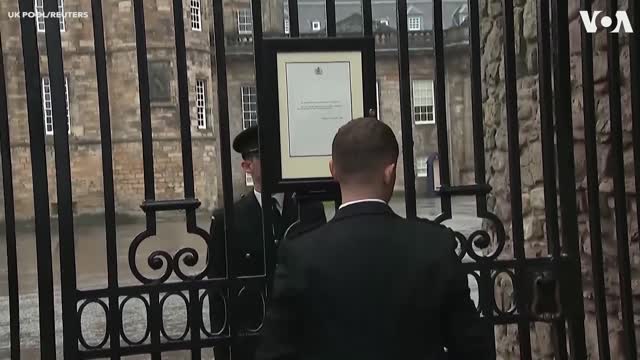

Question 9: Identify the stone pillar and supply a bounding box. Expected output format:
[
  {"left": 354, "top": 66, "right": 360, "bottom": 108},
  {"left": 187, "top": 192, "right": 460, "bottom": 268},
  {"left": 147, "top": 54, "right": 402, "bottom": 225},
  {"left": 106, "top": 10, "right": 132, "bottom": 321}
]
[{"left": 481, "top": 0, "right": 640, "bottom": 358}]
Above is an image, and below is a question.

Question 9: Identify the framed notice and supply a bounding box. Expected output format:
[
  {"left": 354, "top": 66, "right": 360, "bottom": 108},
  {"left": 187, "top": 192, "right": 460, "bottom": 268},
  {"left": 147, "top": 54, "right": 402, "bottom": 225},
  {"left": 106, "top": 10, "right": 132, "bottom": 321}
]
[{"left": 260, "top": 37, "right": 376, "bottom": 193}]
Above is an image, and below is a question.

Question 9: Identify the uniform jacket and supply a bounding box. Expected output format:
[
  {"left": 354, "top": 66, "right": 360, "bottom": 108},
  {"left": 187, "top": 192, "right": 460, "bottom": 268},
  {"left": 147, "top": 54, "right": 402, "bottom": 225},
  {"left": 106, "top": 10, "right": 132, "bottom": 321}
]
[
  {"left": 256, "top": 201, "right": 495, "bottom": 360},
  {"left": 208, "top": 191, "right": 327, "bottom": 278},
  {"left": 207, "top": 191, "right": 327, "bottom": 346}
]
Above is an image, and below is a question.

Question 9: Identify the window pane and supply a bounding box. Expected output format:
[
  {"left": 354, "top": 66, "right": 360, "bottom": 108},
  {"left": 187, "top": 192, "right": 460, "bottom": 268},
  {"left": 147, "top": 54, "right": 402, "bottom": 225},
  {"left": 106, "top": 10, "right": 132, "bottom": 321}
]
[
  {"left": 191, "top": 0, "right": 202, "bottom": 30},
  {"left": 238, "top": 9, "right": 253, "bottom": 33},
  {"left": 58, "top": 0, "right": 65, "bottom": 31},
  {"left": 196, "top": 80, "right": 207, "bottom": 128}
]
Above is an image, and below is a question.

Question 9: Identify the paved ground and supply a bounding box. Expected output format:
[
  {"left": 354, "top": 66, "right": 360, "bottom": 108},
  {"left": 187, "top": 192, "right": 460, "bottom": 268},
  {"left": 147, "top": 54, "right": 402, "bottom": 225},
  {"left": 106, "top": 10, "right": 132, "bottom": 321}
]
[{"left": 0, "top": 195, "right": 484, "bottom": 359}]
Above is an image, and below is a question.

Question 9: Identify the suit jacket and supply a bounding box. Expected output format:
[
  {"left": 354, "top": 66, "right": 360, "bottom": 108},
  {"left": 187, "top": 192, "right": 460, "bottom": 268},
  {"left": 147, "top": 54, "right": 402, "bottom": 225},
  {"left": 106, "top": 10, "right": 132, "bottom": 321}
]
[{"left": 257, "top": 201, "right": 495, "bottom": 360}]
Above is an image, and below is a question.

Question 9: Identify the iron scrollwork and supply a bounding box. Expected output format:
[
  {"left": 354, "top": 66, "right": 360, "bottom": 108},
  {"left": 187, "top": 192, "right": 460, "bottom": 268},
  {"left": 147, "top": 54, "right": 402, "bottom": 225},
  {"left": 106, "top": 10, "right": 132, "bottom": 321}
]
[
  {"left": 159, "top": 291, "right": 191, "bottom": 342},
  {"left": 492, "top": 270, "right": 518, "bottom": 316},
  {"left": 200, "top": 290, "right": 228, "bottom": 337},
  {"left": 450, "top": 212, "right": 507, "bottom": 262},
  {"left": 77, "top": 298, "right": 110, "bottom": 350},
  {"left": 128, "top": 225, "right": 211, "bottom": 285},
  {"left": 119, "top": 295, "right": 151, "bottom": 346}
]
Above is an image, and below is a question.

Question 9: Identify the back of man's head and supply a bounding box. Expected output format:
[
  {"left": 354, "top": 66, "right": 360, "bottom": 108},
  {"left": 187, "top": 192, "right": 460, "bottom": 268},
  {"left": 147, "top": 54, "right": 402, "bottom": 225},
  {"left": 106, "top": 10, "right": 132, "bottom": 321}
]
[{"left": 331, "top": 117, "right": 399, "bottom": 188}]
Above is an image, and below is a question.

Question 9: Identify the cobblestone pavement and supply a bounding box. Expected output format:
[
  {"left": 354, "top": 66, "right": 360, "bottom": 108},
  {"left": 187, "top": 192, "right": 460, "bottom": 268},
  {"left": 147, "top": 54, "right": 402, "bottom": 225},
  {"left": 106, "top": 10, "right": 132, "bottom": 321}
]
[{"left": 0, "top": 195, "right": 484, "bottom": 359}]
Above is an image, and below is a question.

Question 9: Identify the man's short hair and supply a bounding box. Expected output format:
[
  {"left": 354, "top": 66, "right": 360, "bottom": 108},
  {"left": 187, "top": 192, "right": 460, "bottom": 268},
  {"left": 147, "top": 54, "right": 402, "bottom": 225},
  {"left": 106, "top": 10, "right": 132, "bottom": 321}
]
[{"left": 331, "top": 117, "right": 399, "bottom": 183}]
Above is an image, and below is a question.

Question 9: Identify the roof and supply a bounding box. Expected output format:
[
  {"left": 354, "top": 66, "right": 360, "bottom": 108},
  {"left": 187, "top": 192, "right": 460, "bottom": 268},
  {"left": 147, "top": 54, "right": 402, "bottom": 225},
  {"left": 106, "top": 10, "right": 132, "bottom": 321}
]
[{"left": 285, "top": 0, "right": 468, "bottom": 34}]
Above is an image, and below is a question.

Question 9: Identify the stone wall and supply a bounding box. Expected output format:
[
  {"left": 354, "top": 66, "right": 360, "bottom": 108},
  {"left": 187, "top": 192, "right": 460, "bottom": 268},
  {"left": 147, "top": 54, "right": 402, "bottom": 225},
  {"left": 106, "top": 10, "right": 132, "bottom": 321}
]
[
  {"left": 481, "top": 0, "right": 640, "bottom": 358},
  {"left": 570, "top": 0, "right": 640, "bottom": 357}
]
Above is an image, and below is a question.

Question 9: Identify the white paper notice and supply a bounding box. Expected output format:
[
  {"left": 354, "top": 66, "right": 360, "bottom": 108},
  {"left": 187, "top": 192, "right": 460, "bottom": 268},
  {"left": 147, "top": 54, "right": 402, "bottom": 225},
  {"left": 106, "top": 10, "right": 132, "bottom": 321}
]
[{"left": 286, "top": 61, "right": 352, "bottom": 157}]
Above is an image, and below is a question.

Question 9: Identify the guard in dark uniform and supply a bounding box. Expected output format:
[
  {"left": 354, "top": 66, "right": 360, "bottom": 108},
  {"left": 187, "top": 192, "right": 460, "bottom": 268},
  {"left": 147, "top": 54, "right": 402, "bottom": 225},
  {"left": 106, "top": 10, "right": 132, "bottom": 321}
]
[{"left": 208, "top": 126, "right": 326, "bottom": 360}]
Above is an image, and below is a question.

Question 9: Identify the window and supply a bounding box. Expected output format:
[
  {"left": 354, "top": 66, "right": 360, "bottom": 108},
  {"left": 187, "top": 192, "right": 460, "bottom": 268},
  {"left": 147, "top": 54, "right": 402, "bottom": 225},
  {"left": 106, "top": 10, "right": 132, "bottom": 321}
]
[
  {"left": 452, "top": 4, "right": 469, "bottom": 27},
  {"left": 284, "top": 19, "right": 290, "bottom": 34},
  {"left": 196, "top": 80, "right": 207, "bottom": 129},
  {"left": 412, "top": 80, "right": 435, "bottom": 124},
  {"left": 238, "top": 8, "right": 253, "bottom": 34},
  {"left": 312, "top": 20, "right": 321, "bottom": 31},
  {"left": 241, "top": 86, "right": 258, "bottom": 129},
  {"left": 375, "top": 80, "right": 380, "bottom": 120},
  {"left": 35, "top": 0, "right": 44, "bottom": 32},
  {"left": 42, "top": 76, "right": 70, "bottom": 135},
  {"left": 416, "top": 156, "right": 428, "bottom": 177},
  {"left": 408, "top": 16, "right": 421, "bottom": 31},
  {"left": 191, "top": 0, "right": 202, "bottom": 31},
  {"left": 35, "top": 0, "right": 65, "bottom": 32},
  {"left": 246, "top": 173, "right": 254, "bottom": 186}
]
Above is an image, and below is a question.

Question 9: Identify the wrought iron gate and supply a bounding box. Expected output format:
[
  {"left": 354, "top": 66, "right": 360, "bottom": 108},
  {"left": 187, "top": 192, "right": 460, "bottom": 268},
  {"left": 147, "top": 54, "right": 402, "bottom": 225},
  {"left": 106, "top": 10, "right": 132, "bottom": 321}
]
[{"left": 1, "top": 0, "right": 639, "bottom": 358}]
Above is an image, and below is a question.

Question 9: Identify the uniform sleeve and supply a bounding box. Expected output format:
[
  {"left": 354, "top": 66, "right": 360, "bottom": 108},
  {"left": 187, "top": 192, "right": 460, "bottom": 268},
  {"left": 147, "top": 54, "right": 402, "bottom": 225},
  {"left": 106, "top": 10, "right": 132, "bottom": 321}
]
[
  {"left": 311, "top": 201, "right": 327, "bottom": 225},
  {"left": 441, "top": 229, "right": 496, "bottom": 359},
  {"left": 206, "top": 210, "right": 230, "bottom": 341},
  {"left": 208, "top": 210, "right": 227, "bottom": 278},
  {"left": 298, "top": 201, "right": 327, "bottom": 233},
  {"left": 256, "top": 242, "right": 305, "bottom": 360}
]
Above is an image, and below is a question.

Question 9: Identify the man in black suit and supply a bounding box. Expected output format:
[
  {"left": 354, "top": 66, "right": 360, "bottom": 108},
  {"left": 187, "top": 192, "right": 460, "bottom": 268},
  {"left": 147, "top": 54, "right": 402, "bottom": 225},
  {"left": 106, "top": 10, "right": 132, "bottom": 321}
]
[
  {"left": 257, "top": 118, "right": 494, "bottom": 360},
  {"left": 208, "top": 125, "right": 326, "bottom": 359}
]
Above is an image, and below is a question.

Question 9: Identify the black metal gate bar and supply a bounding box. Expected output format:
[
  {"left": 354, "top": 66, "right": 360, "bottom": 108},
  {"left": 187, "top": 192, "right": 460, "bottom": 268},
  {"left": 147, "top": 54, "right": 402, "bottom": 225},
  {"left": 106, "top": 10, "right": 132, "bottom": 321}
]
[
  {"left": 395, "top": 0, "right": 417, "bottom": 219},
  {"left": 132, "top": 0, "right": 157, "bottom": 228},
  {"left": 251, "top": 0, "right": 277, "bottom": 288},
  {"left": 466, "top": 6, "right": 501, "bottom": 354},
  {"left": 431, "top": 0, "right": 452, "bottom": 223},
  {"left": 171, "top": 0, "right": 203, "bottom": 357},
  {"left": 535, "top": 1, "right": 568, "bottom": 357},
  {"left": 90, "top": 0, "right": 121, "bottom": 357},
  {"left": 210, "top": 0, "right": 236, "bottom": 354},
  {"left": 44, "top": 0, "right": 80, "bottom": 357},
  {"left": 468, "top": 0, "right": 485, "bottom": 203},
  {"left": 131, "top": 2, "right": 160, "bottom": 358},
  {"left": 326, "top": 0, "right": 336, "bottom": 36},
  {"left": 172, "top": 0, "right": 199, "bottom": 223},
  {"left": 578, "top": 0, "right": 611, "bottom": 358},
  {"left": 536, "top": 0, "right": 561, "bottom": 260},
  {"left": 150, "top": 290, "right": 161, "bottom": 360},
  {"left": 362, "top": 0, "right": 373, "bottom": 36},
  {"left": 605, "top": 0, "right": 637, "bottom": 358},
  {"left": 500, "top": 0, "right": 532, "bottom": 357},
  {"left": 17, "top": 0, "right": 58, "bottom": 356},
  {"left": 629, "top": 0, "right": 640, "bottom": 255},
  {"left": 467, "top": 0, "right": 494, "bottom": 327},
  {"left": 78, "top": 276, "right": 261, "bottom": 298},
  {"left": 0, "top": 31, "right": 21, "bottom": 360},
  {"left": 289, "top": 0, "right": 300, "bottom": 37},
  {"left": 189, "top": 286, "right": 203, "bottom": 358},
  {"left": 550, "top": 1, "right": 587, "bottom": 358},
  {"left": 211, "top": 0, "right": 235, "bottom": 282}
]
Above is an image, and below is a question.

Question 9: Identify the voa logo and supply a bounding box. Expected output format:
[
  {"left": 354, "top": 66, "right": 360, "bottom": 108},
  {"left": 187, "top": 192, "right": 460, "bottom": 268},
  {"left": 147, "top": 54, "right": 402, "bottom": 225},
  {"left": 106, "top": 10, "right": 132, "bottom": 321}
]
[{"left": 579, "top": 11, "right": 634, "bottom": 33}]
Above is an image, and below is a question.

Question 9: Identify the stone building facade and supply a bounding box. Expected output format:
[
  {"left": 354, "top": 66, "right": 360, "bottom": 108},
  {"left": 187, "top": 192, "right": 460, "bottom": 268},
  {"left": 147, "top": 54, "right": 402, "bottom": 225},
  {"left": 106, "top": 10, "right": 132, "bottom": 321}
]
[
  {"left": 0, "top": 0, "right": 474, "bottom": 221},
  {"left": 0, "top": 0, "right": 219, "bottom": 220},
  {"left": 481, "top": 0, "right": 640, "bottom": 358}
]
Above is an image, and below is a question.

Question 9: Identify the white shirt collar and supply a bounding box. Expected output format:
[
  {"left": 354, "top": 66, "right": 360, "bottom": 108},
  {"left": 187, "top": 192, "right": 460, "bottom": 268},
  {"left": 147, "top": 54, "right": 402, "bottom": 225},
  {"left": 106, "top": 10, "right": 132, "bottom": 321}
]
[
  {"left": 338, "top": 198, "right": 387, "bottom": 210},
  {"left": 254, "top": 189, "right": 285, "bottom": 212}
]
